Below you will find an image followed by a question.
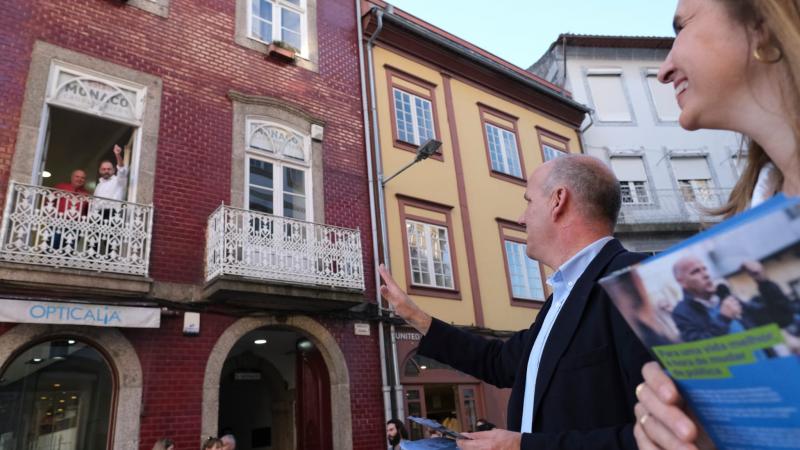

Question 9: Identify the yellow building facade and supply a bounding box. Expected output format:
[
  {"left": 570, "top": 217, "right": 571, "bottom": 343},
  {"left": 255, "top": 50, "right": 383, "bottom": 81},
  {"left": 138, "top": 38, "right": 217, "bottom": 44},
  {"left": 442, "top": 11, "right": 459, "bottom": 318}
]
[{"left": 363, "top": 1, "right": 589, "bottom": 436}]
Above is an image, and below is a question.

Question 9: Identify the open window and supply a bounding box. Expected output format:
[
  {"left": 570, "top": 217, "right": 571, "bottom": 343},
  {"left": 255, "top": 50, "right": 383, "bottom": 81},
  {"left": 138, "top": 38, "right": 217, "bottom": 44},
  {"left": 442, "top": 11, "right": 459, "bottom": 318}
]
[{"left": 36, "top": 62, "right": 147, "bottom": 202}]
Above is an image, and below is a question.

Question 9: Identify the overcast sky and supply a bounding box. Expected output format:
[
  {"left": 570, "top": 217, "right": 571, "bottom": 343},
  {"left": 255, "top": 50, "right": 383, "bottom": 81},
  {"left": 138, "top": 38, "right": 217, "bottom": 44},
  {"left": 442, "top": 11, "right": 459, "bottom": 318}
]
[{"left": 387, "top": 0, "right": 679, "bottom": 68}]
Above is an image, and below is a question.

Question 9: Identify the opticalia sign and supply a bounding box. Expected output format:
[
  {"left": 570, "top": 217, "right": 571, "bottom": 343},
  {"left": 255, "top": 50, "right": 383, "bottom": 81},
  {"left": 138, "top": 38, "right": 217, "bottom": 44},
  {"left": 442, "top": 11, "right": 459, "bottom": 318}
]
[{"left": 0, "top": 299, "right": 160, "bottom": 328}]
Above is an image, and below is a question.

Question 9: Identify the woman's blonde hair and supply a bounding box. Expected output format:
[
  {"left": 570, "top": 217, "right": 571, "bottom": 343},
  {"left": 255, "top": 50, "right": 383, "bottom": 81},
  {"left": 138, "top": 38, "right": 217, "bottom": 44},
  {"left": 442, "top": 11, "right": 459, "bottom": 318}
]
[{"left": 714, "top": 0, "right": 800, "bottom": 217}]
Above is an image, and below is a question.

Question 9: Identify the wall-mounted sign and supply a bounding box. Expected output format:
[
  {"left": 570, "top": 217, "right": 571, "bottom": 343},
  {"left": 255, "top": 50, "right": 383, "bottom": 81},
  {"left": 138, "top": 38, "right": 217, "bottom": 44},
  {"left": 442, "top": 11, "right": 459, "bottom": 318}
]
[
  {"left": 354, "top": 323, "right": 370, "bottom": 336},
  {"left": 234, "top": 371, "right": 262, "bottom": 381},
  {"left": 46, "top": 62, "right": 146, "bottom": 126},
  {"left": 0, "top": 299, "right": 160, "bottom": 328},
  {"left": 183, "top": 311, "right": 200, "bottom": 335},
  {"left": 394, "top": 331, "right": 422, "bottom": 341}
]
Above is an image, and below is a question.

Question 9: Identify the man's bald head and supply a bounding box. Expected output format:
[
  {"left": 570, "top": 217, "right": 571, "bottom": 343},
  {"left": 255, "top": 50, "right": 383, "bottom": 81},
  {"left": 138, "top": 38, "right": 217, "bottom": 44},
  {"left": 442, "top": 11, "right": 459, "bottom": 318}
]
[
  {"left": 672, "top": 256, "right": 715, "bottom": 298},
  {"left": 540, "top": 154, "right": 621, "bottom": 228}
]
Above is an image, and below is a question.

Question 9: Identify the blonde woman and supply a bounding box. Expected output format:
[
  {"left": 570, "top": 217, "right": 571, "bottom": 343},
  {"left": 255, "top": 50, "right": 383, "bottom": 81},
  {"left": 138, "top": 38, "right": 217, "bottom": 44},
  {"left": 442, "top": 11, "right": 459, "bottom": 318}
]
[{"left": 635, "top": 0, "right": 800, "bottom": 449}]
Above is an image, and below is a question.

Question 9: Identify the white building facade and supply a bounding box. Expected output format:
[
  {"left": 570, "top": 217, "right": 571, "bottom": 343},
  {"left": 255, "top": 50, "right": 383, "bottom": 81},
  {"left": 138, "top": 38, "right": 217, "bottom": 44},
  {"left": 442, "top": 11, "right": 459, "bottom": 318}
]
[{"left": 530, "top": 35, "right": 742, "bottom": 252}]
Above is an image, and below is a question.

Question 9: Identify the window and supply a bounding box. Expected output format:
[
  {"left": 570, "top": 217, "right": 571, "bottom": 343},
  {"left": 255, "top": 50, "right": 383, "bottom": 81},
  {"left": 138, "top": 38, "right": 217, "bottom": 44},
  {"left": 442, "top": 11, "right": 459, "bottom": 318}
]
[
  {"left": 393, "top": 88, "right": 435, "bottom": 146},
  {"left": 586, "top": 70, "right": 632, "bottom": 122},
  {"left": 248, "top": 0, "right": 307, "bottom": 54},
  {"left": 610, "top": 157, "right": 650, "bottom": 205},
  {"left": 386, "top": 67, "right": 441, "bottom": 157},
  {"left": 536, "top": 126, "right": 570, "bottom": 163},
  {"left": 498, "top": 220, "right": 546, "bottom": 306},
  {"left": 0, "top": 339, "right": 114, "bottom": 450},
  {"left": 479, "top": 104, "right": 525, "bottom": 183},
  {"left": 398, "top": 195, "right": 459, "bottom": 298},
  {"left": 542, "top": 144, "right": 566, "bottom": 162},
  {"left": 406, "top": 220, "right": 454, "bottom": 289},
  {"left": 678, "top": 179, "right": 713, "bottom": 203},
  {"left": 619, "top": 181, "right": 650, "bottom": 204},
  {"left": 485, "top": 123, "right": 522, "bottom": 177},
  {"left": 645, "top": 71, "right": 680, "bottom": 122},
  {"left": 504, "top": 240, "right": 545, "bottom": 301},
  {"left": 671, "top": 157, "right": 713, "bottom": 203},
  {"left": 245, "top": 120, "right": 311, "bottom": 220}
]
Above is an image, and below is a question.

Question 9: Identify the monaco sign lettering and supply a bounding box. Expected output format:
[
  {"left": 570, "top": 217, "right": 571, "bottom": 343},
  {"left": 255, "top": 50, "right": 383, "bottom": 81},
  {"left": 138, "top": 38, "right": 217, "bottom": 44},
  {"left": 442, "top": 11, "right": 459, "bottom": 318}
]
[{"left": 48, "top": 65, "right": 143, "bottom": 124}]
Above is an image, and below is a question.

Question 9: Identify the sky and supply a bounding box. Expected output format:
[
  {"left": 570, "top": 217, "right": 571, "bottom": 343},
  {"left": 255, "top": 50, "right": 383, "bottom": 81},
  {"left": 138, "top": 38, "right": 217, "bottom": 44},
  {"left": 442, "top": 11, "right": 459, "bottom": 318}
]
[{"left": 386, "top": 0, "right": 679, "bottom": 69}]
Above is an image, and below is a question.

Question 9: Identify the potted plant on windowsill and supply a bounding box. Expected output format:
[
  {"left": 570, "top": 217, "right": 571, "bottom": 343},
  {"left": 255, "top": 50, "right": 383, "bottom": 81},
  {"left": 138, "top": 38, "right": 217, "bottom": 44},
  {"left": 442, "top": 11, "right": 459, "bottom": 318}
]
[{"left": 267, "top": 40, "right": 298, "bottom": 62}]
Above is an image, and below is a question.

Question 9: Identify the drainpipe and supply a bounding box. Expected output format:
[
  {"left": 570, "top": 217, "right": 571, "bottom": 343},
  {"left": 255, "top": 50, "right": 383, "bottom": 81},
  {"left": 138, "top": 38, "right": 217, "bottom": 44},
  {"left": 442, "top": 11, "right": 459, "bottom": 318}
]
[
  {"left": 356, "top": 0, "right": 393, "bottom": 425},
  {"left": 368, "top": 4, "right": 406, "bottom": 423}
]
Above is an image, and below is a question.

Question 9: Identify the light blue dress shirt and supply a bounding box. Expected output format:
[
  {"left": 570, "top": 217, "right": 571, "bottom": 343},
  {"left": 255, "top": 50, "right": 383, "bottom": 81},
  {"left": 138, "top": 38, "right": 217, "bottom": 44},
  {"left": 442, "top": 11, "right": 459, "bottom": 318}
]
[{"left": 519, "top": 236, "right": 614, "bottom": 434}]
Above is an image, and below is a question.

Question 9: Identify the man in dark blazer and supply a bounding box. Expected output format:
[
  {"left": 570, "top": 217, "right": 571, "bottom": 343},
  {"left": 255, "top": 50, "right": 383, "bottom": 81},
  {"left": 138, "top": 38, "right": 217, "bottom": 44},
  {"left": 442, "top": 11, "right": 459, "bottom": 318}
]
[{"left": 379, "top": 155, "right": 650, "bottom": 450}]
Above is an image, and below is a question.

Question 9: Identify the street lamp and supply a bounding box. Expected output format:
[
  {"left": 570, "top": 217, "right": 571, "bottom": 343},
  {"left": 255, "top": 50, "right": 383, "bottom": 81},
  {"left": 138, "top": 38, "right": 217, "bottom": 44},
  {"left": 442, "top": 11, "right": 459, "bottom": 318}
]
[{"left": 381, "top": 139, "right": 442, "bottom": 185}]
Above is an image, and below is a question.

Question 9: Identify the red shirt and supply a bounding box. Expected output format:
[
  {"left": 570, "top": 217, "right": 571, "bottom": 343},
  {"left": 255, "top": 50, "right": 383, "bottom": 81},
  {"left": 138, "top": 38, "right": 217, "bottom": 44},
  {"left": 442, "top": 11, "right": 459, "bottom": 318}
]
[{"left": 53, "top": 183, "right": 90, "bottom": 215}]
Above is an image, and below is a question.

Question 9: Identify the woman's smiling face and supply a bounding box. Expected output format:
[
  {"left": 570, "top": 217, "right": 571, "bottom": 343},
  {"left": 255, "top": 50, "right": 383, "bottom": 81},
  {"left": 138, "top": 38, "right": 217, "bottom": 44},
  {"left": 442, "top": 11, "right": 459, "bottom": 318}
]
[{"left": 658, "top": 0, "right": 754, "bottom": 131}]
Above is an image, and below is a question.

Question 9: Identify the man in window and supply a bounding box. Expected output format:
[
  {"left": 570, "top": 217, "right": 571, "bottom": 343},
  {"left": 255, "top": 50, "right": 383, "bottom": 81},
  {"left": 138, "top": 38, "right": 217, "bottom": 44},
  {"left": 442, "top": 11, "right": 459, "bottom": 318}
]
[
  {"left": 379, "top": 155, "right": 650, "bottom": 450},
  {"left": 49, "top": 169, "right": 90, "bottom": 250},
  {"left": 53, "top": 169, "right": 90, "bottom": 215},
  {"left": 94, "top": 144, "right": 128, "bottom": 202}
]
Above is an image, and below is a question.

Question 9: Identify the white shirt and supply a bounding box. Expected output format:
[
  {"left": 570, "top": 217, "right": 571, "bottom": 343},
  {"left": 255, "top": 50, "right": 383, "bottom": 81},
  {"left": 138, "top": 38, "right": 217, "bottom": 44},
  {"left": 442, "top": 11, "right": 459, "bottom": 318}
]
[
  {"left": 94, "top": 165, "right": 129, "bottom": 201},
  {"left": 519, "top": 236, "right": 614, "bottom": 434}
]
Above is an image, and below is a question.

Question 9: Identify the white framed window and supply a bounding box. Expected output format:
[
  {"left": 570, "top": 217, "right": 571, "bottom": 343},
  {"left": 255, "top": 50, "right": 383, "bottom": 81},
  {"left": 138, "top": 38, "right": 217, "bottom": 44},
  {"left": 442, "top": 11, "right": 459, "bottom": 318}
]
[
  {"left": 542, "top": 144, "right": 566, "bottom": 162},
  {"left": 672, "top": 157, "right": 713, "bottom": 203},
  {"left": 645, "top": 71, "right": 680, "bottom": 122},
  {"left": 504, "top": 240, "right": 545, "bottom": 301},
  {"left": 620, "top": 181, "right": 650, "bottom": 204},
  {"left": 245, "top": 120, "right": 312, "bottom": 220},
  {"left": 485, "top": 123, "right": 522, "bottom": 177},
  {"left": 248, "top": 0, "right": 307, "bottom": 55},
  {"left": 678, "top": 179, "right": 713, "bottom": 203},
  {"left": 393, "top": 88, "right": 435, "bottom": 146},
  {"left": 610, "top": 157, "right": 650, "bottom": 205},
  {"left": 405, "top": 219, "right": 454, "bottom": 289},
  {"left": 586, "top": 70, "right": 632, "bottom": 122}
]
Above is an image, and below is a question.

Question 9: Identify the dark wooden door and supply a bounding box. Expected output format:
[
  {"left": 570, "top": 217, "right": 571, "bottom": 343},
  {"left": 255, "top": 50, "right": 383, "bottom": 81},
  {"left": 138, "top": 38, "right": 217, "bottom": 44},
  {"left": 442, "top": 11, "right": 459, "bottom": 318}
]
[{"left": 296, "top": 347, "right": 332, "bottom": 450}]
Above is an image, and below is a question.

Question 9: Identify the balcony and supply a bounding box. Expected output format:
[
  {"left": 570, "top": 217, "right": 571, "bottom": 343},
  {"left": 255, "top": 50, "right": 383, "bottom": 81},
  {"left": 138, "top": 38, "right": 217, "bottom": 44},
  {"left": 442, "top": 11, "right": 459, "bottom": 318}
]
[
  {"left": 617, "top": 187, "right": 731, "bottom": 227},
  {"left": 0, "top": 182, "right": 153, "bottom": 278},
  {"left": 204, "top": 205, "right": 365, "bottom": 309}
]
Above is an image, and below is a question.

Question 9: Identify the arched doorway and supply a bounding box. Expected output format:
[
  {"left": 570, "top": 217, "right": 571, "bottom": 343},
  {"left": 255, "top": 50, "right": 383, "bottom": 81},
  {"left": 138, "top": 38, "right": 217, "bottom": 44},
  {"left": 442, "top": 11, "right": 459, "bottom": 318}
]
[
  {"left": 203, "top": 316, "right": 350, "bottom": 450},
  {"left": 0, "top": 339, "right": 114, "bottom": 450},
  {"left": 218, "top": 328, "right": 331, "bottom": 450},
  {"left": 0, "top": 324, "right": 143, "bottom": 450}
]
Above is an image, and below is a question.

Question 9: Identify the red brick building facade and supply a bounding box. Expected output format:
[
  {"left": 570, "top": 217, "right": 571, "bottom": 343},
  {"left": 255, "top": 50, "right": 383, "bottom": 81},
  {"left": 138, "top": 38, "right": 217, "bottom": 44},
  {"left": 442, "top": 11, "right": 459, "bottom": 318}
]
[{"left": 0, "top": 1, "right": 385, "bottom": 449}]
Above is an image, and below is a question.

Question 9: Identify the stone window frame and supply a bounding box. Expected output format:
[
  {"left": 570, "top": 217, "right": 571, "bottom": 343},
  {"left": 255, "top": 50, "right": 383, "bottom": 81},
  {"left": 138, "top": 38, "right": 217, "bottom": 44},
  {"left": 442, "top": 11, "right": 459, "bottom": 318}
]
[
  {"left": 10, "top": 41, "right": 162, "bottom": 206},
  {"left": 127, "top": 0, "right": 170, "bottom": 18},
  {"left": 234, "top": 0, "right": 320, "bottom": 72},
  {"left": 229, "top": 91, "right": 325, "bottom": 223},
  {"left": 582, "top": 67, "right": 638, "bottom": 127}
]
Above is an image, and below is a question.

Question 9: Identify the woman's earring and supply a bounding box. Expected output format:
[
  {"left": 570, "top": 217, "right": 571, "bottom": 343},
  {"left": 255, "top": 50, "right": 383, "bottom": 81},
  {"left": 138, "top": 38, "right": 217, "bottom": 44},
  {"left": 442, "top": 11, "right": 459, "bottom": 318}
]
[{"left": 753, "top": 45, "right": 783, "bottom": 63}]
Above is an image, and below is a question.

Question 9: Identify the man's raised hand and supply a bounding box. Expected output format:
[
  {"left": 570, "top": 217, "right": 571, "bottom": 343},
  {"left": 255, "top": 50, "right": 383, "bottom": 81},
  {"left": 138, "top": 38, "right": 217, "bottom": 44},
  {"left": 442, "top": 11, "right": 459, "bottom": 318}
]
[{"left": 378, "top": 264, "right": 432, "bottom": 334}]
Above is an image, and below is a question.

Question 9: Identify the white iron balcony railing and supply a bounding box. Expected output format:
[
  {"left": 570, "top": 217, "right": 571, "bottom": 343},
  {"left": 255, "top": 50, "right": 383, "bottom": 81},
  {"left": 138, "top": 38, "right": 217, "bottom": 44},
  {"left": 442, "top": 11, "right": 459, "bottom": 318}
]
[
  {"left": 0, "top": 182, "right": 153, "bottom": 276},
  {"left": 205, "top": 205, "right": 365, "bottom": 290},
  {"left": 618, "top": 187, "right": 731, "bottom": 225}
]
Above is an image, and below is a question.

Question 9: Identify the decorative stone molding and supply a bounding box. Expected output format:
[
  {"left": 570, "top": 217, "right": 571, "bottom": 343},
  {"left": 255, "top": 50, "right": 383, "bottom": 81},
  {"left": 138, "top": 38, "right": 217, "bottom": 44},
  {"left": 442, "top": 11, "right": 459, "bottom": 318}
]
[
  {"left": 201, "top": 315, "right": 352, "bottom": 450},
  {"left": 228, "top": 91, "right": 325, "bottom": 222}
]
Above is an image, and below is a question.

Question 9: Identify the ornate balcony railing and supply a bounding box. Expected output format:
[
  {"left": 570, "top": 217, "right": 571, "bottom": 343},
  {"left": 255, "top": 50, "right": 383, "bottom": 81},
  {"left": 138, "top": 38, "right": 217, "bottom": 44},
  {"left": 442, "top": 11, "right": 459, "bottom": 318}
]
[
  {"left": 618, "top": 187, "right": 731, "bottom": 225},
  {"left": 0, "top": 182, "right": 153, "bottom": 276},
  {"left": 205, "top": 205, "right": 365, "bottom": 290}
]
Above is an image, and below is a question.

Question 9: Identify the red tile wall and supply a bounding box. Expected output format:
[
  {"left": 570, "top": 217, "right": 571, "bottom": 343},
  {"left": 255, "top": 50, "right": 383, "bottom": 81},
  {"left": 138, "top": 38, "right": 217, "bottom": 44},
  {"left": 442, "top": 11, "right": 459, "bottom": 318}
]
[{"left": 0, "top": 0, "right": 384, "bottom": 449}]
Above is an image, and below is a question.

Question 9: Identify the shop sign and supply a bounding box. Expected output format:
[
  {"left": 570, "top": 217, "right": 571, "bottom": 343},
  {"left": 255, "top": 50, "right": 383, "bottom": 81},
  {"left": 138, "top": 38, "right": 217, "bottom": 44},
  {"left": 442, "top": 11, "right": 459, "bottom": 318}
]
[
  {"left": 47, "top": 63, "right": 145, "bottom": 125},
  {"left": 0, "top": 299, "right": 160, "bottom": 328},
  {"left": 395, "top": 331, "right": 422, "bottom": 341}
]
